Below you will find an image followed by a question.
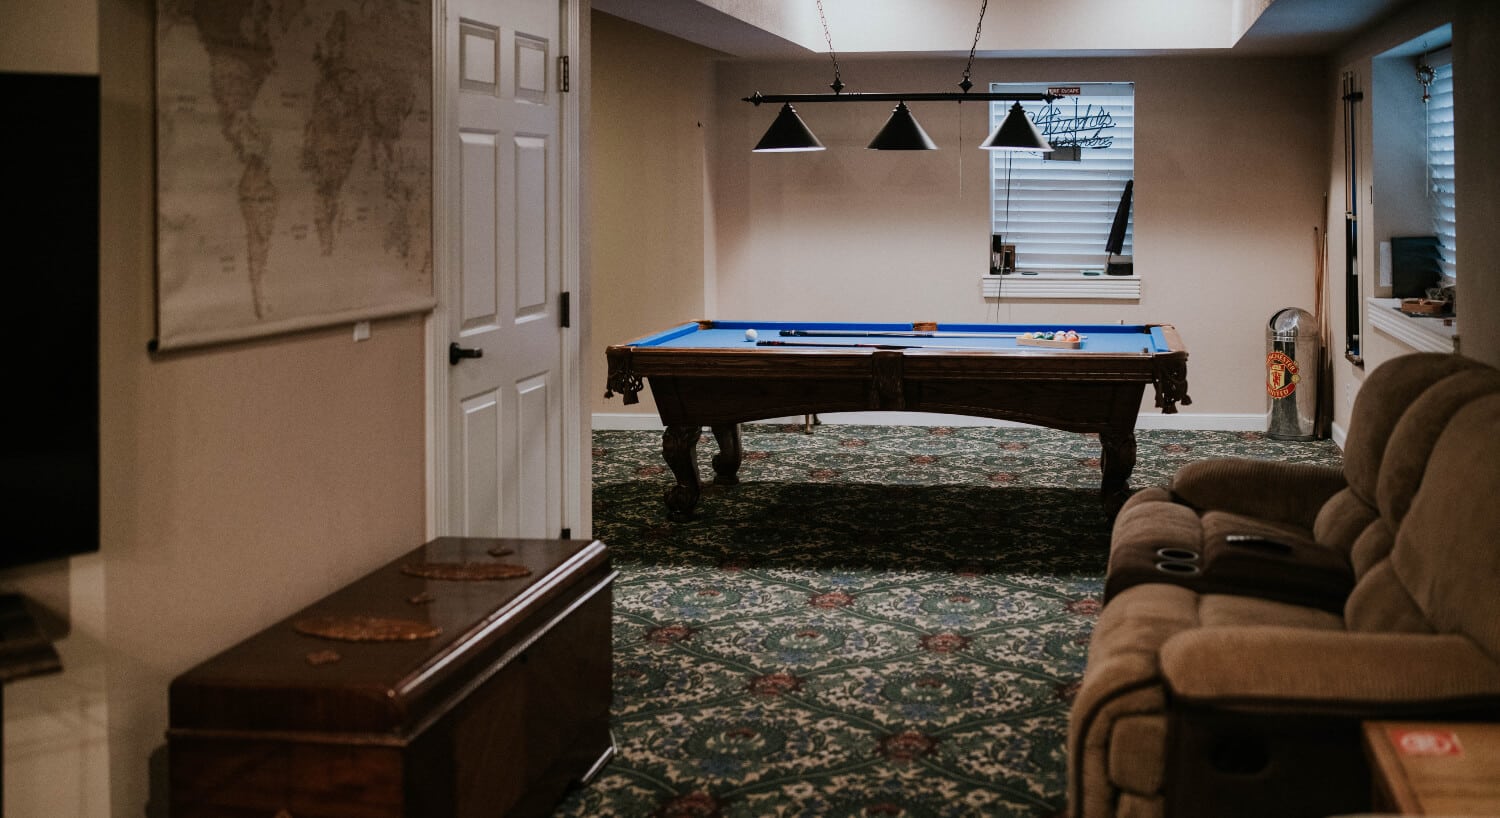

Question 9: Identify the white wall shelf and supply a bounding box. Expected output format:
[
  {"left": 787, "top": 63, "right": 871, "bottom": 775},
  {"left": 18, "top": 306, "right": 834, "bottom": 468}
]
[
  {"left": 1366, "top": 297, "right": 1458, "bottom": 353},
  {"left": 981, "top": 273, "right": 1141, "bottom": 301}
]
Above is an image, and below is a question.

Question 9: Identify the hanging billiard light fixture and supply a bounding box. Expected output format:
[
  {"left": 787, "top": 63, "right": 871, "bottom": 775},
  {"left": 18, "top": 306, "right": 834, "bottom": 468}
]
[
  {"left": 746, "top": 0, "right": 1057, "bottom": 153},
  {"left": 753, "top": 103, "right": 825, "bottom": 152},
  {"left": 979, "top": 102, "right": 1054, "bottom": 152},
  {"left": 867, "top": 102, "right": 937, "bottom": 150}
]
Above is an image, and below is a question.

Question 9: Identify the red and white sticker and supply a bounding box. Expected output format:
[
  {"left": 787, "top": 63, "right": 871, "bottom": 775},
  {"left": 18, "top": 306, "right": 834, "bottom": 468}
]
[
  {"left": 1266, "top": 351, "right": 1300, "bottom": 399},
  {"left": 1389, "top": 727, "right": 1464, "bottom": 757}
]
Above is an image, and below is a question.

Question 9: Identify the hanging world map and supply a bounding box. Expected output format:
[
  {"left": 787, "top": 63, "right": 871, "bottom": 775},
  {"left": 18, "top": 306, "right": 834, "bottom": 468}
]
[{"left": 155, "top": 0, "right": 434, "bottom": 350}]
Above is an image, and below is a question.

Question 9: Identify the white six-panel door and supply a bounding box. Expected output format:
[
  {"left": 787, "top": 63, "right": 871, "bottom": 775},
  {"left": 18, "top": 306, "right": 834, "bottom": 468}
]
[{"left": 439, "top": 0, "right": 568, "bottom": 539}]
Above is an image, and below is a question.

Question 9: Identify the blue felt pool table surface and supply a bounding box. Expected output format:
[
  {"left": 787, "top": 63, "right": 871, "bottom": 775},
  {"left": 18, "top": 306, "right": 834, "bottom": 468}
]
[{"left": 629, "top": 320, "right": 1174, "bottom": 354}]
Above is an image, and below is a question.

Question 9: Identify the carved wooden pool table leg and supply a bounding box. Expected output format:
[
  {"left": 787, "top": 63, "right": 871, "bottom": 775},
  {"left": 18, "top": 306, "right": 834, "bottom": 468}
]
[
  {"left": 709, "top": 424, "right": 743, "bottom": 485},
  {"left": 661, "top": 424, "right": 703, "bottom": 518},
  {"left": 1098, "top": 428, "right": 1138, "bottom": 514}
]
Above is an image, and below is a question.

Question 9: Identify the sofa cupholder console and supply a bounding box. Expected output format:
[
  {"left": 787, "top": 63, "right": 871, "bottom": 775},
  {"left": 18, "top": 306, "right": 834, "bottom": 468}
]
[
  {"left": 1153, "top": 547, "right": 1202, "bottom": 576},
  {"left": 1109, "top": 533, "right": 1353, "bottom": 612}
]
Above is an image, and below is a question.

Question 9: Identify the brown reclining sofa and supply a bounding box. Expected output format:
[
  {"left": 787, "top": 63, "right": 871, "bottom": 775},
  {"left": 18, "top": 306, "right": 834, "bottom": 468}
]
[{"left": 1068, "top": 352, "right": 1500, "bottom": 818}]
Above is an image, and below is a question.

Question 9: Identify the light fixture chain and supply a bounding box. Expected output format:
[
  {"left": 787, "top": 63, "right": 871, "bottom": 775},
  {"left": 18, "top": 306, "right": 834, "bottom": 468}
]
[
  {"left": 816, "top": 0, "right": 845, "bottom": 93},
  {"left": 960, "top": 0, "right": 989, "bottom": 93}
]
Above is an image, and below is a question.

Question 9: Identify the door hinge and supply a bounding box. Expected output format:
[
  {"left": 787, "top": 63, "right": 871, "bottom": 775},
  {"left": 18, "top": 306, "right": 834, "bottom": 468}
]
[
  {"left": 560, "top": 527, "right": 572, "bottom": 539},
  {"left": 559, "top": 55, "right": 570, "bottom": 92},
  {"left": 560, "top": 291, "right": 571, "bottom": 328}
]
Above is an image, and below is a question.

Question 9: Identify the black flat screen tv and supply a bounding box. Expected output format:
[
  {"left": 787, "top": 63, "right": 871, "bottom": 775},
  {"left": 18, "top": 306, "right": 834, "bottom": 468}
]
[{"left": 0, "top": 72, "right": 101, "bottom": 570}]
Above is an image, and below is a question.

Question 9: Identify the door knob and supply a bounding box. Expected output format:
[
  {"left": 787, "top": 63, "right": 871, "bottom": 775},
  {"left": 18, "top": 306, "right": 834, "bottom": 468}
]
[{"left": 449, "top": 342, "right": 484, "bottom": 366}]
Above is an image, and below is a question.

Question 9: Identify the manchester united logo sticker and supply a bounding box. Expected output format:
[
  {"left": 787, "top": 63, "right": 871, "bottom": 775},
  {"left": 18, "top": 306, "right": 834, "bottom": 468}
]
[{"left": 1267, "top": 351, "right": 1299, "bottom": 398}]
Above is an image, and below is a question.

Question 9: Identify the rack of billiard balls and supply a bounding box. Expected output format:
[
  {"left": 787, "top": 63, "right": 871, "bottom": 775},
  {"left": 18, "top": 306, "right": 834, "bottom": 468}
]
[{"left": 1015, "top": 330, "right": 1083, "bottom": 349}]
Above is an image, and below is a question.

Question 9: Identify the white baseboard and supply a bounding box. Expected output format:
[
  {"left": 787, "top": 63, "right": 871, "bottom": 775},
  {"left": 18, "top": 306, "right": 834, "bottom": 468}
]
[
  {"left": 593, "top": 411, "right": 1270, "bottom": 433},
  {"left": 592, "top": 412, "right": 675, "bottom": 431},
  {"left": 1330, "top": 421, "right": 1348, "bottom": 449}
]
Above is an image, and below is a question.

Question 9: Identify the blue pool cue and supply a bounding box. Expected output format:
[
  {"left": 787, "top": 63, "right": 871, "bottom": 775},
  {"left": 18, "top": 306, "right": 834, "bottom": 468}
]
[
  {"left": 779, "top": 329, "right": 1023, "bottom": 339},
  {"left": 776, "top": 329, "right": 1085, "bottom": 340},
  {"left": 757, "top": 340, "right": 1000, "bottom": 351}
]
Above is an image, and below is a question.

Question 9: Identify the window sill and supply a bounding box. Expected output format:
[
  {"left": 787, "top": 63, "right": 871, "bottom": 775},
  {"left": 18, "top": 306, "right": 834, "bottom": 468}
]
[
  {"left": 1367, "top": 297, "right": 1457, "bottom": 353},
  {"left": 981, "top": 272, "right": 1141, "bottom": 301}
]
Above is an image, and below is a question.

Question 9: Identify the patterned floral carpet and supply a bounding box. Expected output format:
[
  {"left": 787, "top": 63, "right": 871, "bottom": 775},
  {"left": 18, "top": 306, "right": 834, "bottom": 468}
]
[{"left": 556, "top": 423, "right": 1342, "bottom": 818}]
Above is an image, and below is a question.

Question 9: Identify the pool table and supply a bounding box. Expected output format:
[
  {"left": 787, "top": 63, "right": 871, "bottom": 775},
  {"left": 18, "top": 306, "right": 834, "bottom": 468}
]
[{"left": 605, "top": 320, "right": 1190, "bottom": 518}]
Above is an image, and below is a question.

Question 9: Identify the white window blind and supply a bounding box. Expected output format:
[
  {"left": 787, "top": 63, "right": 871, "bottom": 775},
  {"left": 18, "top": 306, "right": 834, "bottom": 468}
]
[
  {"left": 990, "top": 82, "right": 1135, "bottom": 273},
  {"left": 1426, "top": 59, "right": 1456, "bottom": 284}
]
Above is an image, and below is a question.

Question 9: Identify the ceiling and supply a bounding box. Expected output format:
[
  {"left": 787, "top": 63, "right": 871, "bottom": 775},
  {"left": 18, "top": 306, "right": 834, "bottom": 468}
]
[
  {"left": 592, "top": 0, "right": 1421, "bottom": 59},
  {"left": 1233, "top": 0, "right": 1417, "bottom": 54}
]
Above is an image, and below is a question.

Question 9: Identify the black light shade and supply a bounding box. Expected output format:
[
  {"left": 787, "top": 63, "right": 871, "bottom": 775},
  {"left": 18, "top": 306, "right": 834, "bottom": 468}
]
[
  {"left": 867, "top": 102, "right": 937, "bottom": 150},
  {"left": 753, "top": 103, "right": 825, "bottom": 152},
  {"left": 980, "top": 102, "right": 1053, "bottom": 152}
]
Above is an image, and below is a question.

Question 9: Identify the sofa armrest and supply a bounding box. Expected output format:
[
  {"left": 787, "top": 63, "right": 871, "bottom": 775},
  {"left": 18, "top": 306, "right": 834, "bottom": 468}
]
[
  {"left": 1171, "top": 460, "right": 1346, "bottom": 529},
  {"left": 1159, "top": 627, "right": 1500, "bottom": 714}
]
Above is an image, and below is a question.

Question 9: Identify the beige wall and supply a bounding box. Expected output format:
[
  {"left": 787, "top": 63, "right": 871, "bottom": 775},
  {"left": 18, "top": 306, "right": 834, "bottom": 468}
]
[
  {"left": 4, "top": 1, "right": 430, "bottom": 815},
  {"left": 0, "top": 0, "right": 98, "bottom": 74},
  {"left": 100, "top": 0, "right": 430, "bottom": 811},
  {"left": 1453, "top": 0, "right": 1500, "bottom": 368},
  {"left": 590, "top": 13, "right": 723, "bottom": 418},
  {"left": 1323, "top": 0, "right": 1500, "bottom": 432},
  {"left": 709, "top": 56, "right": 1329, "bottom": 417}
]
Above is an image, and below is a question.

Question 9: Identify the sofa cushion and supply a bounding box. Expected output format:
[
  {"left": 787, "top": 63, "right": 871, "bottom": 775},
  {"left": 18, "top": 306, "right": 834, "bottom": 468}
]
[
  {"left": 1343, "top": 559, "right": 1433, "bottom": 634},
  {"left": 1170, "top": 459, "right": 1345, "bottom": 530},
  {"left": 1382, "top": 394, "right": 1500, "bottom": 659},
  {"left": 1340, "top": 353, "right": 1488, "bottom": 509},
  {"left": 1196, "top": 592, "right": 1344, "bottom": 630},
  {"left": 1319, "top": 363, "right": 1500, "bottom": 577},
  {"left": 1376, "top": 368, "right": 1500, "bottom": 527},
  {"left": 1312, "top": 487, "right": 1381, "bottom": 565},
  {"left": 1347, "top": 517, "right": 1398, "bottom": 581},
  {"left": 1160, "top": 629, "right": 1500, "bottom": 707}
]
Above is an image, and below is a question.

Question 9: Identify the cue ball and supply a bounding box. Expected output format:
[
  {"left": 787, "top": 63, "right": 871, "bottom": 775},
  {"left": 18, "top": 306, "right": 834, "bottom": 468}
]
[{"left": 745, "top": 328, "right": 758, "bottom": 341}]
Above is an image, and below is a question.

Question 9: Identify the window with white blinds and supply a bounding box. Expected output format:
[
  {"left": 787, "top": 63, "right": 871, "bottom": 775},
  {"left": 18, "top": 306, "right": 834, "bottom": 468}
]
[
  {"left": 1425, "top": 58, "right": 1456, "bottom": 284},
  {"left": 990, "top": 82, "right": 1135, "bottom": 273}
]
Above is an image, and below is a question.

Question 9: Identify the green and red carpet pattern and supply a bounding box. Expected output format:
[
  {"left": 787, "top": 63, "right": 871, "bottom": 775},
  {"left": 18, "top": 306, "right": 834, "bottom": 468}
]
[{"left": 557, "top": 424, "right": 1341, "bottom": 817}]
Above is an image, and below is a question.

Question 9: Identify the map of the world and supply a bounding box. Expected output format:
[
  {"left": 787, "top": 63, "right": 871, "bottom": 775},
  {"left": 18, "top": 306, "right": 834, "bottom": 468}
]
[{"left": 155, "top": 0, "right": 435, "bottom": 350}]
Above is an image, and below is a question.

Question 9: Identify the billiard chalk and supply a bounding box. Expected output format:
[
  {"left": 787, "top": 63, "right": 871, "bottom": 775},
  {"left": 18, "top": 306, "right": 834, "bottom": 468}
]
[{"left": 745, "top": 328, "right": 758, "bottom": 341}]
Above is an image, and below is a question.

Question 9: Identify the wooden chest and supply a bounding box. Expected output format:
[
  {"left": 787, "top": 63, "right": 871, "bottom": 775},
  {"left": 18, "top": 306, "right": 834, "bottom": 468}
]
[{"left": 168, "top": 537, "right": 615, "bottom": 818}]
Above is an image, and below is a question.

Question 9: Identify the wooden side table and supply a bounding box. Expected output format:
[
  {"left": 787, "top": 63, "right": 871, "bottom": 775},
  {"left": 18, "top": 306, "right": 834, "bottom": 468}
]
[
  {"left": 168, "top": 537, "right": 616, "bottom": 818},
  {"left": 1363, "top": 721, "right": 1500, "bottom": 815}
]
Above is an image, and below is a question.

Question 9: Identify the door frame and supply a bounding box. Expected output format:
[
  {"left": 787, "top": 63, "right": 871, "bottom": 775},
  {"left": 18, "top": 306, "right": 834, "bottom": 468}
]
[{"left": 425, "top": 0, "right": 588, "bottom": 540}]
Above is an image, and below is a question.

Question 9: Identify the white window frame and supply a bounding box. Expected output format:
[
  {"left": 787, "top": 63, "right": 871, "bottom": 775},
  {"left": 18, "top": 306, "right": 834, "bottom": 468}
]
[{"left": 989, "top": 82, "right": 1135, "bottom": 276}]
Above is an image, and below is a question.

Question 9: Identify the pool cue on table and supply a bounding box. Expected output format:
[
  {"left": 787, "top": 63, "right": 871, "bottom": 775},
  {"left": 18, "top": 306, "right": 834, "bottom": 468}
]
[
  {"left": 777, "top": 329, "right": 1085, "bottom": 340},
  {"left": 757, "top": 340, "right": 1014, "bottom": 351}
]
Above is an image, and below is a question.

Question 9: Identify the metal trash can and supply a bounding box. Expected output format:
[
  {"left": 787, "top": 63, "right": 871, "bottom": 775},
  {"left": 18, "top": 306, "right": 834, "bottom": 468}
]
[{"left": 1266, "top": 308, "right": 1320, "bottom": 440}]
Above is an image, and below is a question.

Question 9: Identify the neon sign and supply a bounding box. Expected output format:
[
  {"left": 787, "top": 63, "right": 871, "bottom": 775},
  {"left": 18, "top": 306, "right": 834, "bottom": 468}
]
[{"left": 1031, "top": 104, "right": 1115, "bottom": 149}]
